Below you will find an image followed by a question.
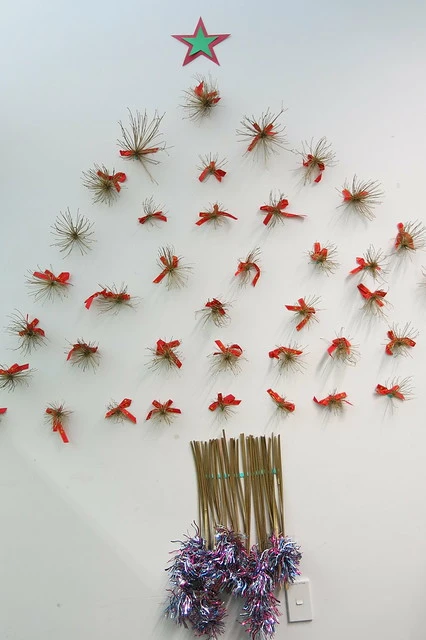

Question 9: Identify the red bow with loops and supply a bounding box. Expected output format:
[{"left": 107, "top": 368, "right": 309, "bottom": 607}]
[
  {"left": 267, "top": 388, "right": 295, "bottom": 412},
  {"left": 375, "top": 384, "right": 405, "bottom": 400},
  {"left": 198, "top": 162, "right": 226, "bottom": 182},
  {"left": 96, "top": 170, "right": 126, "bottom": 191},
  {"left": 146, "top": 400, "right": 181, "bottom": 421},
  {"left": 303, "top": 154, "right": 325, "bottom": 182},
  {"left": 285, "top": 298, "right": 316, "bottom": 331},
  {"left": 209, "top": 393, "right": 241, "bottom": 411},
  {"left": 357, "top": 284, "right": 387, "bottom": 307},
  {"left": 105, "top": 398, "right": 137, "bottom": 423},
  {"left": 33, "top": 270, "right": 70, "bottom": 284}
]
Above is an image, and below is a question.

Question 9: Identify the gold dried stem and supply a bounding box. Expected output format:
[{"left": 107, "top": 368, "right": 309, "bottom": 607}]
[
  {"left": 66, "top": 339, "right": 100, "bottom": 371},
  {"left": 26, "top": 268, "right": 70, "bottom": 303},
  {"left": 297, "top": 136, "right": 336, "bottom": 184},
  {"left": 0, "top": 363, "right": 32, "bottom": 391},
  {"left": 154, "top": 246, "right": 191, "bottom": 289},
  {"left": 197, "top": 153, "right": 227, "bottom": 182},
  {"left": 118, "top": 109, "right": 166, "bottom": 182},
  {"left": 197, "top": 298, "right": 231, "bottom": 328},
  {"left": 394, "top": 221, "right": 426, "bottom": 254},
  {"left": 82, "top": 164, "right": 126, "bottom": 205},
  {"left": 7, "top": 311, "right": 46, "bottom": 355},
  {"left": 237, "top": 107, "right": 287, "bottom": 159},
  {"left": 51, "top": 209, "right": 95, "bottom": 257},
  {"left": 340, "top": 176, "right": 384, "bottom": 220},
  {"left": 385, "top": 323, "right": 418, "bottom": 357},
  {"left": 235, "top": 248, "right": 261, "bottom": 287},
  {"left": 182, "top": 76, "right": 221, "bottom": 121},
  {"left": 309, "top": 242, "right": 339, "bottom": 273},
  {"left": 138, "top": 197, "right": 167, "bottom": 226}
]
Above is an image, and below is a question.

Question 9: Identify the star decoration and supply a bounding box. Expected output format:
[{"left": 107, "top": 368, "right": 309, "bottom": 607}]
[{"left": 172, "top": 17, "right": 230, "bottom": 66}]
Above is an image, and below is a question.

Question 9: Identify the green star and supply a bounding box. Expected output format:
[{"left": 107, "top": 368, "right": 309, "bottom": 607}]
[
  {"left": 173, "top": 18, "right": 230, "bottom": 66},
  {"left": 182, "top": 27, "right": 217, "bottom": 57}
]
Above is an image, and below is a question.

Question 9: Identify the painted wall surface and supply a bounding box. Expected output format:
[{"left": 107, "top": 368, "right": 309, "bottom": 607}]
[{"left": 1, "top": 1, "right": 426, "bottom": 639}]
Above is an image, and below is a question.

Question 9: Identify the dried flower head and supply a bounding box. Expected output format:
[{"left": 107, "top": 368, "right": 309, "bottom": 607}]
[
  {"left": 26, "top": 268, "right": 71, "bottom": 302},
  {"left": 138, "top": 197, "right": 168, "bottom": 226},
  {"left": 349, "top": 246, "right": 387, "bottom": 281},
  {"left": 385, "top": 323, "right": 417, "bottom": 356},
  {"left": 197, "top": 298, "right": 231, "bottom": 327},
  {"left": 84, "top": 284, "right": 135, "bottom": 313},
  {"left": 394, "top": 221, "right": 426, "bottom": 254},
  {"left": 234, "top": 248, "right": 261, "bottom": 287},
  {"left": 285, "top": 296, "right": 320, "bottom": 331},
  {"left": 309, "top": 242, "right": 339, "bottom": 273},
  {"left": 340, "top": 176, "right": 384, "bottom": 220},
  {"left": 297, "top": 137, "right": 336, "bottom": 184},
  {"left": 153, "top": 246, "right": 191, "bottom": 289},
  {"left": 66, "top": 339, "right": 100, "bottom": 371},
  {"left": 267, "top": 388, "right": 295, "bottom": 415},
  {"left": 313, "top": 391, "right": 352, "bottom": 413},
  {"left": 146, "top": 399, "right": 182, "bottom": 424},
  {"left": 375, "top": 377, "right": 413, "bottom": 405},
  {"left": 0, "top": 362, "right": 31, "bottom": 391},
  {"left": 196, "top": 202, "right": 237, "bottom": 227},
  {"left": 259, "top": 192, "right": 305, "bottom": 227},
  {"left": 208, "top": 393, "right": 241, "bottom": 418},
  {"left": 268, "top": 344, "right": 306, "bottom": 375},
  {"left": 237, "top": 107, "right": 287, "bottom": 158},
  {"left": 148, "top": 339, "right": 182, "bottom": 372},
  {"left": 357, "top": 283, "right": 389, "bottom": 317},
  {"left": 118, "top": 109, "right": 166, "bottom": 181},
  {"left": 82, "top": 164, "right": 126, "bottom": 205},
  {"left": 7, "top": 311, "right": 46, "bottom": 355},
  {"left": 51, "top": 209, "right": 95, "bottom": 257},
  {"left": 198, "top": 153, "right": 227, "bottom": 182},
  {"left": 326, "top": 334, "right": 359, "bottom": 365},
  {"left": 209, "top": 340, "right": 244, "bottom": 375},
  {"left": 105, "top": 398, "right": 137, "bottom": 423},
  {"left": 45, "top": 403, "right": 72, "bottom": 443},
  {"left": 182, "top": 76, "right": 221, "bottom": 121}
]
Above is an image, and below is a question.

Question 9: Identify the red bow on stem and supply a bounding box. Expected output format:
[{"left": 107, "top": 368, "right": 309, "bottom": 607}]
[
  {"left": 105, "top": 398, "right": 137, "bottom": 423},
  {"left": 138, "top": 211, "right": 167, "bottom": 224},
  {"left": 328, "top": 337, "right": 351, "bottom": 356},
  {"left": 375, "top": 384, "right": 405, "bottom": 400},
  {"left": 205, "top": 299, "right": 226, "bottom": 315},
  {"left": 67, "top": 343, "right": 98, "bottom": 361},
  {"left": 0, "top": 408, "right": 7, "bottom": 415},
  {"left": 196, "top": 204, "right": 237, "bottom": 226},
  {"left": 45, "top": 408, "right": 69, "bottom": 443},
  {"left": 84, "top": 289, "right": 130, "bottom": 310},
  {"left": 198, "top": 162, "right": 226, "bottom": 183},
  {"left": 120, "top": 148, "right": 159, "bottom": 158},
  {"left": 33, "top": 270, "right": 70, "bottom": 285},
  {"left": 156, "top": 339, "right": 182, "bottom": 368},
  {"left": 235, "top": 261, "right": 261, "bottom": 287},
  {"left": 303, "top": 155, "right": 325, "bottom": 183},
  {"left": 259, "top": 198, "right": 305, "bottom": 226},
  {"left": 342, "top": 188, "right": 369, "bottom": 202},
  {"left": 267, "top": 388, "right": 295, "bottom": 412},
  {"left": 285, "top": 298, "right": 316, "bottom": 331},
  {"left": 357, "top": 283, "right": 387, "bottom": 307},
  {"left": 0, "top": 363, "right": 29, "bottom": 375},
  {"left": 214, "top": 340, "right": 243, "bottom": 358},
  {"left": 194, "top": 81, "right": 220, "bottom": 103},
  {"left": 18, "top": 316, "right": 45, "bottom": 337},
  {"left": 314, "top": 392, "right": 352, "bottom": 406},
  {"left": 209, "top": 393, "right": 241, "bottom": 411},
  {"left": 153, "top": 254, "right": 178, "bottom": 283},
  {"left": 146, "top": 399, "right": 182, "bottom": 421},
  {"left": 349, "top": 257, "right": 379, "bottom": 275},
  {"left": 385, "top": 331, "right": 416, "bottom": 356},
  {"left": 96, "top": 170, "right": 127, "bottom": 191},
  {"left": 394, "top": 222, "right": 414, "bottom": 250},
  {"left": 247, "top": 123, "right": 276, "bottom": 152},
  {"left": 311, "top": 242, "right": 328, "bottom": 262}
]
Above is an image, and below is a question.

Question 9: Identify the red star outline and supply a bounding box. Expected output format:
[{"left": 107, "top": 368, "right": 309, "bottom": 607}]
[{"left": 172, "top": 17, "right": 230, "bottom": 66}]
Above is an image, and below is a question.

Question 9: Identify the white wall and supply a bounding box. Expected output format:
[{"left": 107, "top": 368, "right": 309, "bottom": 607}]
[{"left": 1, "top": 1, "right": 426, "bottom": 639}]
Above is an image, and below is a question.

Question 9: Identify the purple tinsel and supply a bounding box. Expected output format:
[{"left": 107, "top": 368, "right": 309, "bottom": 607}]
[{"left": 212, "top": 526, "right": 249, "bottom": 595}]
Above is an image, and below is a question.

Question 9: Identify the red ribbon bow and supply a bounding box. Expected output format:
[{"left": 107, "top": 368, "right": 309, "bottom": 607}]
[
  {"left": 247, "top": 122, "right": 275, "bottom": 152},
  {"left": 194, "top": 81, "right": 220, "bottom": 103},
  {"left": 138, "top": 211, "right": 167, "bottom": 224},
  {"left": 314, "top": 392, "right": 352, "bottom": 406},
  {"left": 18, "top": 316, "right": 45, "bottom": 337},
  {"left": 259, "top": 198, "right": 305, "bottom": 226},
  {"left": 45, "top": 408, "right": 69, "bottom": 443},
  {"left": 310, "top": 242, "right": 328, "bottom": 261},
  {"left": 120, "top": 148, "right": 159, "bottom": 158},
  {"left": 303, "top": 154, "right": 325, "bottom": 183},
  {"left": 214, "top": 340, "right": 243, "bottom": 358},
  {"left": 267, "top": 388, "right": 295, "bottom": 412},
  {"left": 235, "top": 261, "right": 261, "bottom": 287},
  {"left": 0, "top": 408, "right": 7, "bottom": 415},
  {"left": 375, "top": 384, "right": 405, "bottom": 400},
  {"left": 394, "top": 222, "right": 414, "bottom": 249},
  {"left": 146, "top": 399, "right": 182, "bottom": 421},
  {"left": 269, "top": 346, "right": 303, "bottom": 359},
  {"left": 349, "top": 257, "right": 379, "bottom": 275},
  {"left": 209, "top": 393, "right": 241, "bottom": 411},
  {"left": 357, "top": 283, "right": 387, "bottom": 307},
  {"left": 205, "top": 299, "right": 226, "bottom": 315},
  {"left": 96, "top": 170, "right": 127, "bottom": 191},
  {"left": 67, "top": 343, "right": 98, "bottom": 361},
  {"left": 328, "top": 337, "right": 351, "bottom": 356},
  {"left": 84, "top": 289, "right": 131, "bottom": 310},
  {"left": 156, "top": 339, "right": 182, "bottom": 368},
  {"left": 342, "top": 188, "right": 369, "bottom": 202},
  {"left": 0, "top": 363, "right": 29, "bottom": 375},
  {"left": 153, "top": 254, "right": 178, "bottom": 284},
  {"left": 33, "top": 270, "right": 70, "bottom": 284},
  {"left": 198, "top": 162, "right": 226, "bottom": 183},
  {"left": 196, "top": 205, "right": 238, "bottom": 226},
  {"left": 285, "top": 298, "right": 316, "bottom": 331},
  {"left": 105, "top": 398, "right": 137, "bottom": 423},
  {"left": 385, "top": 331, "right": 416, "bottom": 356}
]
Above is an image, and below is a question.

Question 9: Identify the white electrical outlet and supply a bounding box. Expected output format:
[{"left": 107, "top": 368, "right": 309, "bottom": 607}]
[{"left": 285, "top": 578, "right": 313, "bottom": 622}]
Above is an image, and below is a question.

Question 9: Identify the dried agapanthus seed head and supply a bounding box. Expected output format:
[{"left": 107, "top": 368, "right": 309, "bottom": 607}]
[
  {"left": 84, "top": 284, "right": 136, "bottom": 314},
  {"left": 138, "top": 197, "right": 168, "bottom": 225},
  {"left": 196, "top": 202, "right": 237, "bottom": 227},
  {"left": 234, "top": 248, "right": 261, "bottom": 287},
  {"left": 208, "top": 393, "right": 241, "bottom": 418},
  {"left": 268, "top": 343, "right": 306, "bottom": 375},
  {"left": 197, "top": 298, "right": 231, "bottom": 327},
  {"left": 153, "top": 246, "right": 191, "bottom": 289},
  {"left": 26, "top": 268, "right": 71, "bottom": 302},
  {"left": 297, "top": 137, "right": 336, "bottom": 184},
  {"left": 237, "top": 107, "right": 287, "bottom": 158},
  {"left": 357, "top": 283, "right": 389, "bottom": 317},
  {"left": 146, "top": 399, "right": 182, "bottom": 424},
  {"left": 339, "top": 176, "right": 384, "bottom": 220},
  {"left": 285, "top": 296, "right": 321, "bottom": 331},
  {"left": 118, "top": 109, "right": 166, "bottom": 182},
  {"left": 82, "top": 164, "right": 126, "bottom": 205},
  {"left": 45, "top": 402, "right": 71, "bottom": 442},
  {"left": 182, "top": 76, "right": 221, "bottom": 121},
  {"left": 259, "top": 192, "right": 305, "bottom": 227},
  {"left": 7, "top": 311, "right": 46, "bottom": 355},
  {"left": 313, "top": 390, "right": 352, "bottom": 413},
  {"left": 267, "top": 388, "right": 295, "bottom": 415},
  {"left": 349, "top": 245, "right": 387, "bottom": 280},
  {"left": 385, "top": 323, "right": 417, "bottom": 356},
  {"left": 148, "top": 338, "right": 182, "bottom": 372},
  {"left": 309, "top": 242, "right": 339, "bottom": 273},
  {"left": 326, "top": 334, "right": 359, "bottom": 365},
  {"left": 51, "top": 209, "right": 95, "bottom": 257},
  {"left": 198, "top": 153, "right": 227, "bottom": 182},
  {"left": 0, "top": 362, "right": 32, "bottom": 391},
  {"left": 66, "top": 339, "right": 100, "bottom": 371},
  {"left": 394, "top": 221, "right": 426, "bottom": 254},
  {"left": 209, "top": 340, "right": 244, "bottom": 375},
  {"left": 105, "top": 398, "right": 137, "bottom": 423},
  {"left": 375, "top": 377, "right": 413, "bottom": 404}
]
